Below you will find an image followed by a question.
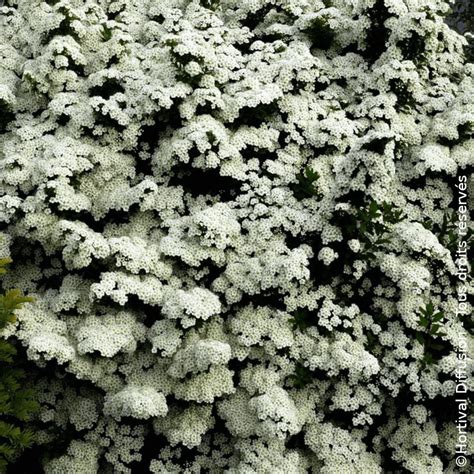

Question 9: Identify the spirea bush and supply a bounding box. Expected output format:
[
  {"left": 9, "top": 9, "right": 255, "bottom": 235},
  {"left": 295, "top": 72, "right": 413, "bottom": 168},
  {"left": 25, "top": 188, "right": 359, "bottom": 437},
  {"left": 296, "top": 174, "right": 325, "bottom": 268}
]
[{"left": 0, "top": 0, "right": 473, "bottom": 472}]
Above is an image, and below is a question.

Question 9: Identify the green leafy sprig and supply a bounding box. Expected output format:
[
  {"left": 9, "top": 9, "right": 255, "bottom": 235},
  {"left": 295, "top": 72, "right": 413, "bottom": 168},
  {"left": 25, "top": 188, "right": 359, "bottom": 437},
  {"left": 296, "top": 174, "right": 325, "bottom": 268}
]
[
  {"left": 291, "top": 167, "right": 322, "bottom": 200},
  {"left": 415, "top": 302, "right": 447, "bottom": 367},
  {"left": 0, "top": 258, "right": 38, "bottom": 472},
  {"left": 346, "top": 201, "right": 404, "bottom": 260}
]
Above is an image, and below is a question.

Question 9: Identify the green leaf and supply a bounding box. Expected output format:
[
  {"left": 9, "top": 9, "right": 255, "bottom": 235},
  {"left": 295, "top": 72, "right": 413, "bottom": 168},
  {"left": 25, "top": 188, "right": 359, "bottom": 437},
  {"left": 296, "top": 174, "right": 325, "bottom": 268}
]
[
  {"left": 369, "top": 200, "right": 379, "bottom": 216},
  {"left": 0, "top": 258, "right": 12, "bottom": 275},
  {"left": 291, "top": 167, "right": 322, "bottom": 200},
  {"left": 422, "top": 219, "right": 433, "bottom": 230},
  {"left": 0, "top": 263, "right": 39, "bottom": 469},
  {"left": 423, "top": 353, "right": 434, "bottom": 365},
  {"left": 0, "top": 341, "right": 16, "bottom": 363},
  {"left": 101, "top": 25, "right": 112, "bottom": 41},
  {"left": 415, "top": 333, "right": 425, "bottom": 345},
  {"left": 430, "top": 324, "right": 441, "bottom": 334},
  {"left": 417, "top": 316, "right": 429, "bottom": 328}
]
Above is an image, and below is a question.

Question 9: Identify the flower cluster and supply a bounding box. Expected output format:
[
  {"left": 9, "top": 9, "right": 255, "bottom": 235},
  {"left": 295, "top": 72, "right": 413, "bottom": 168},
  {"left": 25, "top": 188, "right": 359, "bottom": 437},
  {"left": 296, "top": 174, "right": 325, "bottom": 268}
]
[{"left": 0, "top": 0, "right": 472, "bottom": 472}]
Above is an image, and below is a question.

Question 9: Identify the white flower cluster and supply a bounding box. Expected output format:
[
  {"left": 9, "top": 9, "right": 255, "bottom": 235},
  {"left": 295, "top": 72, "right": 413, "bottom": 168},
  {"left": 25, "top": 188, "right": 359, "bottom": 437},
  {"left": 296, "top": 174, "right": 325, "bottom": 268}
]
[
  {"left": 0, "top": 0, "right": 472, "bottom": 472},
  {"left": 104, "top": 385, "right": 168, "bottom": 421}
]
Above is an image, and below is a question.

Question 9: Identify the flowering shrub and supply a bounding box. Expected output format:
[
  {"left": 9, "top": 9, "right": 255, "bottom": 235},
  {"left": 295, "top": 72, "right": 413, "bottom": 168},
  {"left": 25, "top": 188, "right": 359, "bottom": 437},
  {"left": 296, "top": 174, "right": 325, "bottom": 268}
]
[{"left": 0, "top": 0, "right": 472, "bottom": 472}]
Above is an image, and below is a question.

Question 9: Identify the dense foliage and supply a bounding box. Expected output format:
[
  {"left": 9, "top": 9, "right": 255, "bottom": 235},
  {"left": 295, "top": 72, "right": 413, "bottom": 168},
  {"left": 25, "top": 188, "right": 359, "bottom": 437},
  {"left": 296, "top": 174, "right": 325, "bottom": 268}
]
[
  {"left": 0, "top": 258, "right": 37, "bottom": 472},
  {"left": 0, "top": 0, "right": 472, "bottom": 472}
]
